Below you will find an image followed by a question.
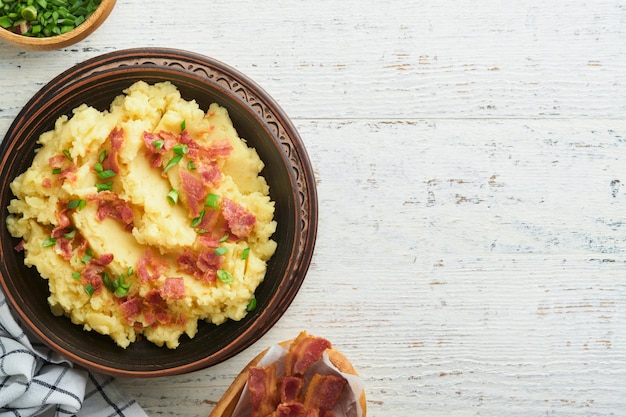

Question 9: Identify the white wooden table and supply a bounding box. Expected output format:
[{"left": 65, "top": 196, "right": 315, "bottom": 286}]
[{"left": 2, "top": 1, "right": 626, "bottom": 416}]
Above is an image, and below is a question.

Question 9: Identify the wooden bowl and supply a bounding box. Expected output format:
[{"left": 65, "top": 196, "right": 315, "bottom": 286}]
[
  {"left": 209, "top": 341, "right": 367, "bottom": 417},
  {"left": 0, "top": 48, "right": 318, "bottom": 377},
  {"left": 0, "top": 0, "right": 116, "bottom": 51}
]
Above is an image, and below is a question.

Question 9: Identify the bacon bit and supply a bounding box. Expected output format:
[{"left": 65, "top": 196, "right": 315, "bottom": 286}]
[
  {"left": 176, "top": 249, "right": 221, "bottom": 283},
  {"left": 200, "top": 138, "right": 233, "bottom": 160},
  {"left": 272, "top": 402, "right": 308, "bottom": 417},
  {"left": 54, "top": 237, "right": 73, "bottom": 260},
  {"left": 58, "top": 165, "right": 78, "bottom": 183},
  {"left": 179, "top": 170, "right": 206, "bottom": 217},
  {"left": 120, "top": 297, "right": 143, "bottom": 324},
  {"left": 51, "top": 206, "right": 72, "bottom": 238},
  {"left": 303, "top": 374, "right": 346, "bottom": 413},
  {"left": 144, "top": 289, "right": 163, "bottom": 305},
  {"left": 102, "top": 127, "right": 125, "bottom": 174},
  {"left": 161, "top": 277, "right": 185, "bottom": 300},
  {"left": 49, "top": 154, "right": 67, "bottom": 169},
  {"left": 178, "top": 130, "right": 200, "bottom": 159},
  {"left": 286, "top": 333, "right": 332, "bottom": 377},
  {"left": 14, "top": 240, "right": 25, "bottom": 252},
  {"left": 197, "top": 161, "right": 222, "bottom": 187},
  {"left": 249, "top": 365, "right": 279, "bottom": 417},
  {"left": 197, "top": 234, "right": 220, "bottom": 248},
  {"left": 88, "top": 191, "right": 134, "bottom": 230},
  {"left": 143, "top": 131, "right": 177, "bottom": 168},
  {"left": 221, "top": 198, "right": 256, "bottom": 239},
  {"left": 136, "top": 250, "right": 169, "bottom": 283},
  {"left": 42, "top": 178, "right": 52, "bottom": 188}
]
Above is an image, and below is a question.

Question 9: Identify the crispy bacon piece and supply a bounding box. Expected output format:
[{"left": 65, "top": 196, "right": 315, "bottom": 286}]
[
  {"left": 161, "top": 277, "right": 185, "bottom": 300},
  {"left": 88, "top": 191, "right": 134, "bottom": 230},
  {"left": 303, "top": 374, "right": 346, "bottom": 413},
  {"left": 80, "top": 254, "right": 113, "bottom": 295},
  {"left": 120, "top": 297, "right": 143, "bottom": 323},
  {"left": 51, "top": 206, "right": 72, "bottom": 238},
  {"left": 249, "top": 365, "right": 279, "bottom": 417},
  {"left": 286, "top": 333, "right": 332, "bottom": 377},
  {"left": 42, "top": 178, "right": 52, "bottom": 188},
  {"left": 49, "top": 154, "right": 67, "bottom": 169},
  {"left": 54, "top": 236, "right": 73, "bottom": 260},
  {"left": 136, "top": 250, "right": 169, "bottom": 283},
  {"left": 102, "top": 127, "right": 124, "bottom": 174},
  {"left": 197, "top": 161, "right": 222, "bottom": 187},
  {"left": 176, "top": 249, "right": 222, "bottom": 283},
  {"left": 280, "top": 376, "right": 305, "bottom": 403},
  {"left": 58, "top": 165, "right": 77, "bottom": 183},
  {"left": 143, "top": 131, "right": 178, "bottom": 167},
  {"left": 179, "top": 170, "right": 206, "bottom": 217},
  {"left": 221, "top": 198, "right": 256, "bottom": 239},
  {"left": 200, "top": 138, "right": 233, "bottom": 160}
]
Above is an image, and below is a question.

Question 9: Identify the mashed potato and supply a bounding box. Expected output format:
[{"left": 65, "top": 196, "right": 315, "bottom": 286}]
[{"left": 6, "top": 81, "right": 277, "bottom": 349}]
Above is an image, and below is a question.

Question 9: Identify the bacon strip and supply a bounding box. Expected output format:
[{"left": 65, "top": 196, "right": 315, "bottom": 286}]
[
  {"left": 102, "top": 127, "right": 124, "bottom": 174},
  {"left": 88, "top": 191, "right": 134, "bottom": 230},
  {"left": 280, "top": 376, "right": 305, "bottom": 403},
  {"left": 136, "top": 250, "right": 169, "bottom": 283},
  {"left": 303, "top": 374, "right": 346, "bottom": 413},
  {"left": 249, "top": 365, "right": 279, "bottom": 417},
  {"left": 161, "top": 277, "right": 185, "bottom": 300},
  {"left": 285, "top": 333, "right": 332, "bottom": 377},
  {"left": 179, "top": 170, "right": 206, "bottom": 217}
]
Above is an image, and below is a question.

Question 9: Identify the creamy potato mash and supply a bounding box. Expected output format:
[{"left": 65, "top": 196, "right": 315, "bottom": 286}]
[{"left": 6, "top": 81, "right": 277, "bottom": 349}]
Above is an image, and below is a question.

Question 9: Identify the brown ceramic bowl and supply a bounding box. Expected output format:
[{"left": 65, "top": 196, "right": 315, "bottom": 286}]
[
  {"left": 0, "top": 0, "right": 116, "bottom": 51},
  {"left": 0, "top": 48, "right": 317, "bottom": 377}
]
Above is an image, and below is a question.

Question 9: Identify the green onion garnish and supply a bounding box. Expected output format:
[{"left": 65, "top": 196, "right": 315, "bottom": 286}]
[
  {"left": 97, "top": 169, "right": 116, "bottom": 179},
  {"left": 67, "top": 199, "right": 85, "bottom": 210},
  {"left": 96, "top": 181, "right": 113, "bottom": 192},
  {"left": 163, "top": 154, "right": 183, "bottom": 174},
  {"left": 219, "top": 233, "right": 230, "bottom": 243},
  {"left": 167, "top": 189, "right": 179, "bottom": 205},
  {"left": 180, "top": 120, "right": 186, "bottom": 131},
  {"left": 62, "top": 149, "right": 72, "bottom": 162},
  {"left": 42, "top": 237, "right": 56, "bottom": 247},
  {"left": 152, "top": 140, "right": 164, "bottom": 150},
  {"left": 213, "top": 247, "right": 228, "bottom": 256},
  {"left": 72, "top": 271, "right": 81, "bottom": 280},
  {"left": 84, "top": 284, "right": 95, "bottom": 296},
  {"left": 63, "top": 228, "right": 77, "bottom": 240},
  {"left": 173, "top": 144, "right": 189, "bottom": 156},
  {"left": 205, "top": 193, "right": 220, "bottom": 209},
  {"left": 246, "top": 296, "right": 257, "bottom": 312},
  {"left": 99, "top": 149, "right": 107, "bottom": 163},
  {"left": 188, "top": 161, "right": 196, "bottom": 170},
  {"left": 191, "top": 209, "right": 205, "bottom": 228},
  {"left": 52, "top": 167, "right": 62, "bottom": 174},
  {"left": 217, "top": 269, "right": 233, "bottom": 284},
  {"left": 241, "top": 247, "right": 250, "bottom": 260}
]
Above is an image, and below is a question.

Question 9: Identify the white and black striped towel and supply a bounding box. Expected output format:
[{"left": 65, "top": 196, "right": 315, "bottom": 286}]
[{"left": 0, "top": 290, "right": 148, "bottom": 417}]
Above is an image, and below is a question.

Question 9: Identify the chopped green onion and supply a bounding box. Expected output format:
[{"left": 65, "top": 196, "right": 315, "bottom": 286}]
[
  {"left": 213, "top": 246, "right": 228, "bottom": 256},
  {"left": 84, "top": 284, "right": 95, "bottom": 296},
  {"left": 187, "top": 160, "right": 196, "bottom": 170},
  {"left": 217, "top": 269, "right": 233, "bottom": 284},
  {"left": 173, "top": 144, "right": 189, "bottom": 156},
  {"left": 205, "top": 193, "right": 220, "bottom": 209},
  {"left": 52, "top": 167, "right": 62, "bottom": 174},
  {"left": 114, "top": 286, "right": 128, "bottom": 297},
  {"left": 152, "top": 140, "right": 164, "bottom": 150},
  {"left": 191, "top": 209, "right": 205, "bottom": 228},
  {"left": 81, "top": 248, "right": 93, "bottom": 264},
  {"left": 180, "top": 120, "right": 186, "bottom": 131},
  {"left": 63, "top": 228, "right": 77, "bottom": 240},
  {"left": 62, "top": 149, "right": 72, "bottom": 162},
  {"left": 72, "top": 271, "right": 81, "bottom": 280},
  {"left": 94, "top": 162, "right": 103, "bottom": 172},
  {"left": 97, "top": 169, "right": 116, "bottom": 179},
  {"left": 96, "top": 181, "right": 113, "bottom": 192},
  {"left": 246, "top": 296, "right": 257, "bottom": 312},
  {"left": 99, "top": 149, "right": 107, "bottom": 163},
  {"left": 241, "top": 247, "right": 250, "bottom": 260},
  {"left": 167, "top": 189, "right": 179, "bottom": 205},
  {"left": 219, "top": 233, "right": 230, "bottom": 243},
  {"left": 195, "top": 229, "right": 208, "bottom": 234},
  {"left": 67, "top": 199, "right": 85, "bottom": 210},
  {"left": 20, "top": 6, "right": 37, "bottom": 20},
  {"left": 163, "top": 154, "right": 183, "bottom": 174},
  {"left": 127, "top": 266, "right": 134, "bottom": 276},
  {"left": 42, "top": 237, "right": 56, "bottom": 247}
]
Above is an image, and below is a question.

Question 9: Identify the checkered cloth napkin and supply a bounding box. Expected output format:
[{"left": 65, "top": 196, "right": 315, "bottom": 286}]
[{"left": 0, "top": 290, "right": 148, "bottom": 417}]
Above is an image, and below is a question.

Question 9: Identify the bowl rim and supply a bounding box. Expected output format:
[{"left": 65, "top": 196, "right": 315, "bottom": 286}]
[
  {"left": 0, "top": 0, "right": 116, "bottom": 50},
  {"left": 0, "top": 48, "right": 318, "bottom": 377}
]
